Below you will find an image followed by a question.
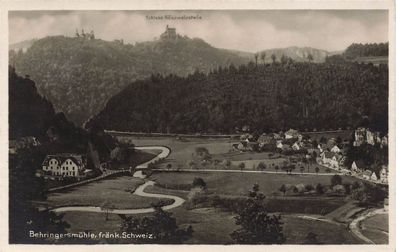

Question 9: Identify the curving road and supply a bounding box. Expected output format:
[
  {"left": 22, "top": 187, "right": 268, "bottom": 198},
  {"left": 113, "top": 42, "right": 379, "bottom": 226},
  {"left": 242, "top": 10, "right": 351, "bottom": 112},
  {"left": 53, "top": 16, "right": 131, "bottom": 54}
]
[
  {"left": 51, "top": 180, "right": 185, "bottom": 214},
  {"left": 135, "top": 146, "right": 170, "bottom": 169},
  {"left": 349, "top": 208, "right": 388, "bottom": 244},
  {"left": 51, "top": 146, "right": 185, "bottom": 214}
]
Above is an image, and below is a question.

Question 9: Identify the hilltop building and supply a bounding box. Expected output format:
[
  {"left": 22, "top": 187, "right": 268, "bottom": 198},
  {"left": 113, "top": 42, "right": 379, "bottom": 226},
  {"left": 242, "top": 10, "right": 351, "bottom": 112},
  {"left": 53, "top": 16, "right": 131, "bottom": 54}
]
[{"left": 160, "top": 25, "right": 177, "bottom": 40}]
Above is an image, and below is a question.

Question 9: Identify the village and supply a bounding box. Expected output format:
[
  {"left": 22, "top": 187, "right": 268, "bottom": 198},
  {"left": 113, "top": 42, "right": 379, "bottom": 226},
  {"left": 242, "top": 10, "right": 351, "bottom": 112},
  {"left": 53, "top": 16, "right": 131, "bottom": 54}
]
[{"left": 233, "top": 127, "right": 388, "bottom": 185}]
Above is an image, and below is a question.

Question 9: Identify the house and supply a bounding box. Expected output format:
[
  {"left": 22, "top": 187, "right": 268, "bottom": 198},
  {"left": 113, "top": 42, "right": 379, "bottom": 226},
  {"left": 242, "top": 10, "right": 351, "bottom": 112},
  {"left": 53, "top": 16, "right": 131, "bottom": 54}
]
[
  {"left": 276, "top": 140, "right": 283, "bottom": 149},
  {"left": 370, "top": 171, "right": 378, "bottom": 181},
  {"left": 380, "top": 165, "right": 388, "bottom": 183},
  {"left": 362, "top": 170, "right": 372, "bottom": 180},
  {"left": 354, "top": 127, "right": 366, "bottom": 146},
  {"left": 285, "top": 129, "right": 299, "bottom": 139},
  {"left": 258, "top": 133, "right": 276, "bottom": 146},
  {"left": 321, "top": 151, "right": 335, "bottom": 165},
  {"left": 351, "top": 160, "right": 366, "bottom": 174},
  {"left": 292, "top": 142, "right": 301, "bottom": 151},
  {"left": 41, "top": 153, "right": 87, "bottom": 179},
  {"left": 331, "top": 145, "right": 341, "bottom": 153},
  {"left": 366, "top": 130, "right": 375, "bottom": 145}
]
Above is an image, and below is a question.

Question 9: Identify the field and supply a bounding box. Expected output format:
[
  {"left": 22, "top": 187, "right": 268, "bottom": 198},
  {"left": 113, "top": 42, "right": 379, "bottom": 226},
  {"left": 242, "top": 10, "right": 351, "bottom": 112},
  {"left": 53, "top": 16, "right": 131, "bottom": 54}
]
[
  {"left": 118, "top": 135, "right": 236, "bottom": 168},
  {"left": 46, "top": 176, "right": 169, "bottom": 209},
  {"left": 360, "top": 213, "right": 389, "bottom": 244},
  {"left": 150, "top": 171, "right": 358, "bottom": 196}
]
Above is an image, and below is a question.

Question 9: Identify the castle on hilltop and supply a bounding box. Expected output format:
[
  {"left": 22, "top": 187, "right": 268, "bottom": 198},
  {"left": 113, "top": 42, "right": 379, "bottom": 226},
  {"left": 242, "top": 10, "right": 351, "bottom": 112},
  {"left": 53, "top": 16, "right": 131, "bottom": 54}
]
[{"left": 160, "top": 25, "right": 177, "bottom": 40}]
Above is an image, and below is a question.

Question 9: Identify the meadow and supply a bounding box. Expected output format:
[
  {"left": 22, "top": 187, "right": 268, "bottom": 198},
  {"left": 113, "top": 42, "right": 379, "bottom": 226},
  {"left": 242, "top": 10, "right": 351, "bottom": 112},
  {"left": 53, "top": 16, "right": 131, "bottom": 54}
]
[
  {"left": 150, "top": 171, "right": 359, "bottom": 196},
  {"left": 46, "top": 176, "right": 171, "bottom": 209}
]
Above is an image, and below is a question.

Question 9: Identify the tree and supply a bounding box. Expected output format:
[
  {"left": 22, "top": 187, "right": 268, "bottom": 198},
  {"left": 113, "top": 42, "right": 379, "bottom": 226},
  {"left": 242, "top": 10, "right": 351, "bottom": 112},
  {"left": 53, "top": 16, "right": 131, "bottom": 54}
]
[
  {"left": 320, "top": 137, "right": 327, "bottom": 144},
  {"left": 280, "top": 54, "right": 288, "bottom": 65},
  {"left": 279, "top": 184, "right": 287, "bottom": 196},
  {"left": 305, "top": 184, "right": 314, "bottom": 191},
  {"left": 307, "top": 53, "right": 314, "bottom": 63},
  {"left": 192, "top": 177, "right": 207, "bottom": 189},
  {"left": 271, "top": 53, "right": 277, "bottom": 64},
  {"left": 300, "top": 166, "right": 305, "bottom": 174},
  {"left": 166, "top": 163, "right": 172, "bottom": 170},
  {"left": 188, "top": 160, "right": 196, "bottom": 169},
  {"left": 275, "top": 165, "right": 279, "bottom": 173},
  {"left": 101, "top": 200, "right": 115, "bottom": 221},
  {"left": 230, "top": 186, "right": 286, "bottom": 244},
  {"left": 120, "top": 205, "right": 193, "bottom": 243},
  {"left": 254, "top": 53, "right": 259, "bottom": 67},
  {"left": 331, "top": 174, "right": 342, "bottom": 187},
  {"left": 225, "top": 159, "right": 232, "bottom": 169},
  {"left": 239, "top": 162, "right": 246, "bottom": 171},
  {"left": 315, "top": 167, "right": 320, "bottom": 174},
  {"left": 260, "top": 52, "right": 266, "bottom": 64},
  {"left": 258, "top": 162, "right": 266, "bottom": 170},
  {"left": 195, "top": 147, "right": 209, "bottom": 157},
  {"left": 249, "top": 183, "right": 261, "bottom": 198},
  {"left": 316, "top": 183, "right": 324, "bottom": 195}
]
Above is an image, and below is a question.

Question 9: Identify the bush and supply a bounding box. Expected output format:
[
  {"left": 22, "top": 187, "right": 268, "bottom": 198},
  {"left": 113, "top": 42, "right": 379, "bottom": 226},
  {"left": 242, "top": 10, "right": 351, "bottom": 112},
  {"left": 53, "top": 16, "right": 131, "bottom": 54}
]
[
  {"left": 331, "top": 174, "right": 342, "bottom": 187},
  {"left": 192, "top": 177, "right": 207, "bottom": 189}
]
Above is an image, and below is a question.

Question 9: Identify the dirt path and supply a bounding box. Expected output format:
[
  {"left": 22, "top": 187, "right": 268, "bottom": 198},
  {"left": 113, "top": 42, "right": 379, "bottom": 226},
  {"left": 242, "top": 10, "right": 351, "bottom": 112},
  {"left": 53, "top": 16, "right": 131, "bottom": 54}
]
[
  {"left": 349, "top": 208, "right": 388, "bottom": 244},
  {"left": 51, "top": 180, "right": 185, "bottom": 214}
]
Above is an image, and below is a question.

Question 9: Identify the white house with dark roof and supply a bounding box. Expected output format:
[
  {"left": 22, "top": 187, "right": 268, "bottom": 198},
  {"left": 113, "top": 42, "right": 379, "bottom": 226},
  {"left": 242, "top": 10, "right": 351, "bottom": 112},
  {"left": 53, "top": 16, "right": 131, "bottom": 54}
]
[
  {"left": 380, "top": 165, "right": 388, "bottom": 183},
  {"left": 331, "top": 145, "right": 341, "bottom": 153},
  {"left": 42, "top": 153, "right": 86, "bottom": 178}
]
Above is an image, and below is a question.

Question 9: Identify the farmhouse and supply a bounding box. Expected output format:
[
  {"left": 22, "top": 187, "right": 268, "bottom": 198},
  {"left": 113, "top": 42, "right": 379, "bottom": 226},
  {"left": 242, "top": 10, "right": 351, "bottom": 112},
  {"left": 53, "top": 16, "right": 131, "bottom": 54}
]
[{"left": 41, "top": 153, "right": 87, "bottom": 179}]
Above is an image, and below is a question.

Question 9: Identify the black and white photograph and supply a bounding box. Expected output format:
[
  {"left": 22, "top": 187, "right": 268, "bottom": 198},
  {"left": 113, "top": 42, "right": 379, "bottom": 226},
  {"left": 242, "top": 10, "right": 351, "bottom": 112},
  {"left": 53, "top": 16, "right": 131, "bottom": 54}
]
[{"left": 2, "top": 3, "right": 393, "bottom": 248}]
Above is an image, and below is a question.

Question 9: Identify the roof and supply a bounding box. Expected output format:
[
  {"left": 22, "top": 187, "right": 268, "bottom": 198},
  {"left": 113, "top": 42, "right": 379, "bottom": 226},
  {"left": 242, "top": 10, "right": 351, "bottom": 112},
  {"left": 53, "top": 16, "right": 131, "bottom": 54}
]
[
  {"left": 285, "top": 129, "right": 299, "bottom": 135},
  {"left": 353, "top": 160, "right": 366, "bottom": 169},
  {"left": 42, "top": 153, "right": 85, "bottom": 167},
  {"left": 362, "top": 170, "right": 372, "bottom": 176},
  {"left": 323, "top": 152, "right": 336, "bottom": 158}
]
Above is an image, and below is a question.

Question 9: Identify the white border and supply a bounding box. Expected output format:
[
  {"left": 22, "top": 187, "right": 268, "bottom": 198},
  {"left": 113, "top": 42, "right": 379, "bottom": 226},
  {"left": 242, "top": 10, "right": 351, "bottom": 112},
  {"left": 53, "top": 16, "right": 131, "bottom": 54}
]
[{"left": 0, "top": 1, "right": 395, "bottom": 252}]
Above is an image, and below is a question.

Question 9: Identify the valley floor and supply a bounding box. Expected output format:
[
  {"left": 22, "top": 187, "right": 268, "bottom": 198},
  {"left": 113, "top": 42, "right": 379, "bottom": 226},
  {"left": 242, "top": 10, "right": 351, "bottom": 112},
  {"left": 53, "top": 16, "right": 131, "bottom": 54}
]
[{"left": 39, "top": 135, "right": 388, "bottom": 244}]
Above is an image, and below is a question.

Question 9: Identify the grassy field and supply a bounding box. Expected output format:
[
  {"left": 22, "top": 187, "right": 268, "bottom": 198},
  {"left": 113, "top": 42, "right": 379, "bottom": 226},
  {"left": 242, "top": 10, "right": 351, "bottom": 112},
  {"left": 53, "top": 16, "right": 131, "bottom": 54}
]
[
  {"left": 360, "top": 213, "right": 389, "bottom": 244},
  {"left": 46, "top": 176, "right": 168, "bottom": 209},
  {"left": 150, "top": 171, "right": 358, "bottom": 196},
  {"left": 117, "top": 136, "right": 236, "bottom": 168},
  {"left": 60, "top": 206, "right": 362, "bottom": 244}
]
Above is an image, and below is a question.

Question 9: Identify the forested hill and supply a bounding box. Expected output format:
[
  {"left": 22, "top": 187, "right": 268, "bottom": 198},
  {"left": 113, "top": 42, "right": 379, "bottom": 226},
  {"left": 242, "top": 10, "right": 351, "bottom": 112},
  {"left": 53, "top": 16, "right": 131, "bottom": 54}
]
[
  {"left": 9, "top": 66, "right": 56, "bottom": 139},
  {"left": 88, "top": 61, "right": 388, "bottom": 134},
  {"left": 9, "top": 35, "right": 249, "bottom": 125},
  {"left": 343, "top": 42, "right": 388, "bottom": 59}
]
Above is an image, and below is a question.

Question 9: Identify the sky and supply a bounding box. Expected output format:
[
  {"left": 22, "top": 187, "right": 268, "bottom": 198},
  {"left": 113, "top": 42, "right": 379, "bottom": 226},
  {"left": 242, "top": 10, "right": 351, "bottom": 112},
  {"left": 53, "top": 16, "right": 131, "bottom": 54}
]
[{"left": 9, "top": 10, "right": 388, "bottom": 52}]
